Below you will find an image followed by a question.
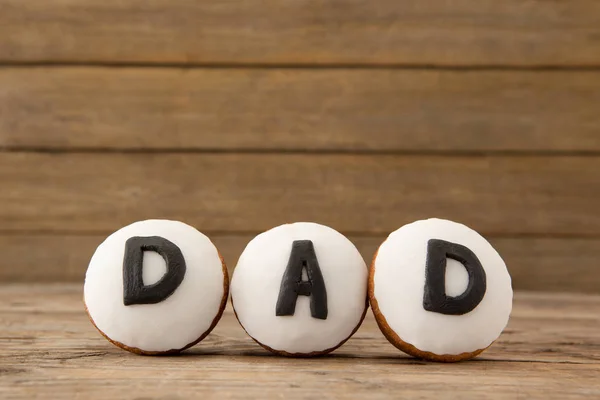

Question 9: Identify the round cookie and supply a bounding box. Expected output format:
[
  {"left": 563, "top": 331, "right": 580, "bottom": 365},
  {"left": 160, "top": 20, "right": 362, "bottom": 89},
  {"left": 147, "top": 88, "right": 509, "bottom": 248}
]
[
  {"left": 84, "top": 219, "right": 229, "bottom": 355},
  {"left": 231, "top": 222, "right": 368, "bottom": 356},
  {"left": 369, "top": 218, "right": 512, "bottom": 362}
]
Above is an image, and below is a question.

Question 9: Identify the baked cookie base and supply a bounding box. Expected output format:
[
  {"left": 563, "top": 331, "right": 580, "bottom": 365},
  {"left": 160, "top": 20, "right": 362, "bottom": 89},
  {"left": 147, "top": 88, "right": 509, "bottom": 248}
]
[
  {"left": 231, "top": 295, "right": 369, "bottom": 357},
  {"left": 84, "top": 251, "right": 230, "bottom": 356},
  {"left": 368, "top": 247, "right": 489, "bottom": 362}
]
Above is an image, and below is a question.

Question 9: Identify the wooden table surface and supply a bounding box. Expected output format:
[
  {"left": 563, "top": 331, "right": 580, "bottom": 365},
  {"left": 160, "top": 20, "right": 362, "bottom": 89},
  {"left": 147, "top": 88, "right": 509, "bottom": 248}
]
[{"left": 1, "top": 284, "right": 599, "bottom": 399}]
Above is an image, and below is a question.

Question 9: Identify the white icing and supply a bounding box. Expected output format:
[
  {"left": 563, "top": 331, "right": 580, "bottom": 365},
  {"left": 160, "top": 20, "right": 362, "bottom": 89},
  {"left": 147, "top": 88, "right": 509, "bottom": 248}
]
[
  {"left": 84, "top": 219, "right": 226, "bottom": 352},
  {"left": 231, "top": 222, "right": 368, "bottom": 354},
  {"left": 445, "top": 258, "right": 469, "bottom": 297},
  {"left": 372, "top": 218, "right": 513, "bottom": 355},
  {"left": 142, "top": 252, "right": 167, "bottom": 286}
]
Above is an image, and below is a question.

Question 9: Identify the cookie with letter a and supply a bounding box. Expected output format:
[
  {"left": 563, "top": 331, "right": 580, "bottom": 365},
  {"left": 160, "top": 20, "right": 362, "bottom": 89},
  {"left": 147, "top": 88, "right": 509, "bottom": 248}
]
[
  {"left": 231, "top": 222, "right": 368, "bottom": 356},
  {"left": 84, "top": 219, "right": 229, "bottom": 355},
  {"left": 369, "top": 218, "right": 513, "bottom": 362}
]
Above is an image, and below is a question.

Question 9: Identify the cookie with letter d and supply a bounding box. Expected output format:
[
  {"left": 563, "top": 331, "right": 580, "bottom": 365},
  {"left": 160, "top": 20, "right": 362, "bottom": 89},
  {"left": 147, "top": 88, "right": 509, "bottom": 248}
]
[
  {"left": 231, "top": 222, "right": 368, "bottom": 356},
  {"left": 369, "top": 218, "right": 513, "bottom": 362},
  {"left": 84, "top": 219, "right": 229, "bottom": 355}
]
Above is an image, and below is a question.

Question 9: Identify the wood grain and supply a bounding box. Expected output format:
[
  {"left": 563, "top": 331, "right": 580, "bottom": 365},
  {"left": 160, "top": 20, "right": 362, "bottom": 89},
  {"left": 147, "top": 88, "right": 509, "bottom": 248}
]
[
  {"left": 0, "top": 284, "right": 599, "bottom": 399},
  {"left": 1, "top": 153, "right": 598, "bottom": 235},
  {"left": 1, "top": 1, "right": 600, "bottom": 66},
  {"left": 1, "top": 68, "right": 599, "bottom": 152},
  {"left": 1, "top": 234, "right": 599, "bottom": 294}
]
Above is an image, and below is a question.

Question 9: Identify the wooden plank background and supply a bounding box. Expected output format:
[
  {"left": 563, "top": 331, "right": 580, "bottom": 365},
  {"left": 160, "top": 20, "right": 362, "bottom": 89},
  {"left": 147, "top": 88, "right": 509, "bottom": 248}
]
[
  {"left": 1, "top": 0, "right": 600, "bottom": 66},
  {"left": 0, "top": 0, "right": 599, "bottom": 292},
  {"left": 2, "top": 68, "right": 600, "bottom": 152}
]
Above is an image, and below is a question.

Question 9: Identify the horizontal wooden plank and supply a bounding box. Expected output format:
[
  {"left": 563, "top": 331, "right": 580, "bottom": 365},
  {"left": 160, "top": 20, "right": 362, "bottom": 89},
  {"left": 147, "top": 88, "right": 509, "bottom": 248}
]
[
  {"left": 0, "top": 153, "right": 598, "bottom": 236},
  {"left": 1, "top": 285, "right": 599, "bottom": 399},
  {"left": 1, "top": 234, "right": 599, "bottom": 293},
  {"left": 1, "top": 1, "right": 600, "bottom": 66},
  {"left": 1, "top": 68, "right": 600, "bottom": 152}
]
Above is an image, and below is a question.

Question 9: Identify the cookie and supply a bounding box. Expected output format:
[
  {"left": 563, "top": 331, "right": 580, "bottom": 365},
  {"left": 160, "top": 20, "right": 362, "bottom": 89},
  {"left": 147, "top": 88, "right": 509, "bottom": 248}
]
[
  {"left": 231, "top": 222, "right": 368, "bottom": 356},
  {"left": 369, "top": 218, "right": 512, "bottom": 362},
  {"left": 84, "top": 219, "right": 229, "bottom": 355}
]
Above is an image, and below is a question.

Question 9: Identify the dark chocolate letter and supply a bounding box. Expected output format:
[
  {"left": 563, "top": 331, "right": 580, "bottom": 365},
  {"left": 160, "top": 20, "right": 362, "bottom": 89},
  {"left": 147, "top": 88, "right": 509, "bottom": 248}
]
[
  {"left": 123, "top": 236, "right": 186, "bottom": 306},
  {"left": 423, "top": 239, "right": 486, "bottom": 315},
  {"left": 276, "top": 240, "right": 327, "bottom": 319}
]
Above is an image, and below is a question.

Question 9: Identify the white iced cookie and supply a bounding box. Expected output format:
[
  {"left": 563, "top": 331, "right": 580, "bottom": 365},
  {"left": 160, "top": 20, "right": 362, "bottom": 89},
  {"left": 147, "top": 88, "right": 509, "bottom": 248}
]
[
  {"left": 84, "top": 219, "right": 229, "bottom": 355},
  {"left": 231, "top": 222, "right": 368, "bottom": 356},
  {"left": 369, "top": 218, "right": 512, "bottom": 362}
]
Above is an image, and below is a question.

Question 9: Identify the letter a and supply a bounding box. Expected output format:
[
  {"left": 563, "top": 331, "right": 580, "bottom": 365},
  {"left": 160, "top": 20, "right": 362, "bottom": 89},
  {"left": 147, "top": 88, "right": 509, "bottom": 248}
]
[{"left": 276, "top": 240, "right": 328, "bottom": 319}]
